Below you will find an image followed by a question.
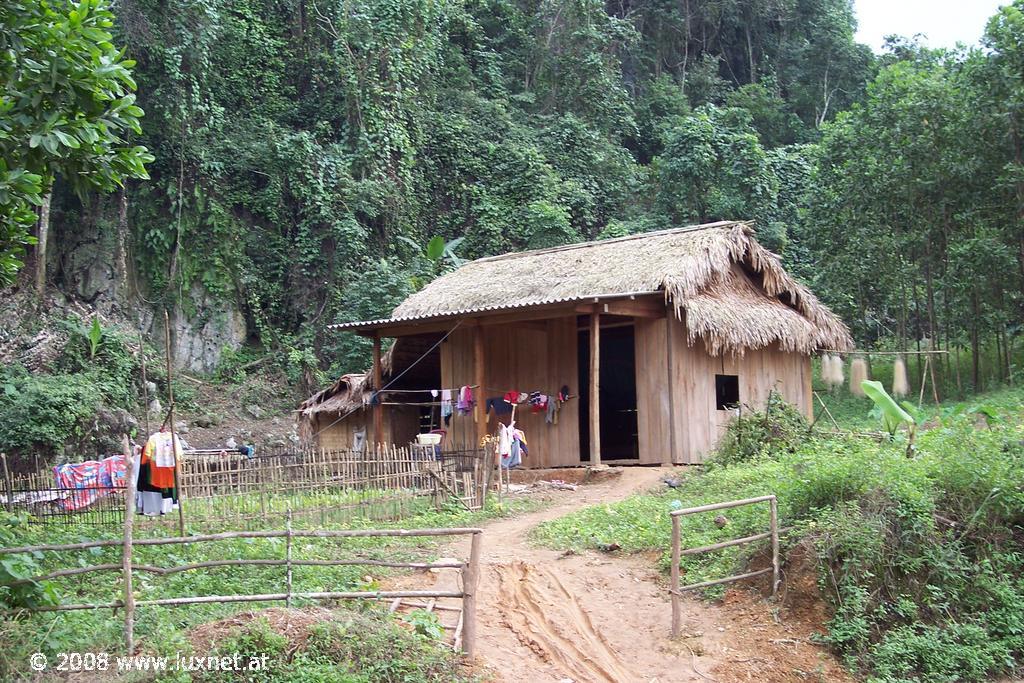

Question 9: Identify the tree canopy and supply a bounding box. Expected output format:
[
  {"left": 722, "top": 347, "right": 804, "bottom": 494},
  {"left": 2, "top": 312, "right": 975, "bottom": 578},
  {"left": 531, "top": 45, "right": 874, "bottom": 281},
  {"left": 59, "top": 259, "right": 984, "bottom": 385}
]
[{"left": 6, "top": 0, "right": 1020, "bottom": 389}]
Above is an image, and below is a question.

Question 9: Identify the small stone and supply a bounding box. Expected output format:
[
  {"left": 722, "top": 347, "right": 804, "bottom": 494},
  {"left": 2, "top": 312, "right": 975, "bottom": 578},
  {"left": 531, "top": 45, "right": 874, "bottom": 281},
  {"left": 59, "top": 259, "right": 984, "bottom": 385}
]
[{"left": 245, "top": 404, "right": 263, "bottom": 419}]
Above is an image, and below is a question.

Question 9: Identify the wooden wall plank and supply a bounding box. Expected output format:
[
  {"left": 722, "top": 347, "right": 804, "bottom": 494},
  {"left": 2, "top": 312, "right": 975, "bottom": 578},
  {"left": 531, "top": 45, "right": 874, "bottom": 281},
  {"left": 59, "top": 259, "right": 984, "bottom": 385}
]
[{"left": 635, "top": 318, "right": 670, "bottom": 464}]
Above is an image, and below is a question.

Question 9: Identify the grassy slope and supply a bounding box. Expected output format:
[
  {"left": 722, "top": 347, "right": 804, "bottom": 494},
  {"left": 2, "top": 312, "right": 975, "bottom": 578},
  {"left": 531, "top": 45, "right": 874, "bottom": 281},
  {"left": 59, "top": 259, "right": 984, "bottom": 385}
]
[
  {"left": 0, "top": 497, "right": 539, "bottom": 681},
  {"left": 533, "top": 386, "right": 1024, "bottom": 682}
]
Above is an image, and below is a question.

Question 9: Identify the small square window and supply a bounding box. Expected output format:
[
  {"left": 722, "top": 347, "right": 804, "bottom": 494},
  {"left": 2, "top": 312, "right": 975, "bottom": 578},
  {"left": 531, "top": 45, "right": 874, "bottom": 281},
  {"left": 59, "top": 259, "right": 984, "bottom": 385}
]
[{"left": 715, "top": 374, "right": 739, "bottom": 410}]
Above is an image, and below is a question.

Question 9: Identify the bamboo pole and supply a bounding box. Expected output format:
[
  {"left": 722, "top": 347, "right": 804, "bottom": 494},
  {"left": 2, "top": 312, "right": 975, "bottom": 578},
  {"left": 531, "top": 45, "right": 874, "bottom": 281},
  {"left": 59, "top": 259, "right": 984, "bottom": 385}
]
[
  {"left": 120, "top": 435, "right": 137, "bottom": 653},
  {"left": 676, "top": 568, "right": 772, "bottom": 593},
  {"left": 163, "top": 310, "right": 185, "bottom": 536},
  {"left": 10, "top": 590, "right": 468, "bottom": 614},
  {"left": 0, "top": 557, "right": 470, "bottom": 587},
  {"left": 138, "top": 332, "right": 150, "bottom": 436},
  {"left": 0, "top": 527, "right": 486, "bottom": 554},
  {"left": 474, "top": 327, "right": 487, "bottom": 448},
  {"left": 669, "top": 495, "right": 776, "bottom": 517},
  {"left": 285, "top": 508, "right": 293, "bottom": 608},
  {"left": 770, "top": 496, "right": 780, "bottom": 598},
  {"left": 679, "top": 530, "right": 774, "bottom": 556},
  {"left": 670, "top": 514, "right": 681, "bottom": 638},
  {"left": 1, "top": 453, "right": 12, "bottom": 513},
  {"left": 462, "top": 531, "right": 481, "bottom": 657},
  {"left": 372, "top": 334, "right": 383, "bottom": 443}
]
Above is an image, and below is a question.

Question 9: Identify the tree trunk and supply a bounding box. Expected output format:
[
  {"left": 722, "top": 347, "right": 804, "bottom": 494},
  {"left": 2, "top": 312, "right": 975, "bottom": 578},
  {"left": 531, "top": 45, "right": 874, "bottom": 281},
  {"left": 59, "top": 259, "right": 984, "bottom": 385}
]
[
  {"left": 116, "top": 186, "right": 129, "bottom": 298},
  {"left": 971, "top": 291, "right": 981, "bottom": 392},
  {"left": 34, "top": 190, "right": 52, "bottom": 304},
  {"left": 924, "top": 237, "right": 940, "bottom": 397}
]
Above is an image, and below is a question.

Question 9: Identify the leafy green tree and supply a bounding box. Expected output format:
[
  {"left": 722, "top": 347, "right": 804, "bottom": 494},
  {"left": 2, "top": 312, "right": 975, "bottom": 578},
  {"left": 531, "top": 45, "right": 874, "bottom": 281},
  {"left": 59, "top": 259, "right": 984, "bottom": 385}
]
[{"left": 0, "top": 0, "right": 152, "bottom": 287}]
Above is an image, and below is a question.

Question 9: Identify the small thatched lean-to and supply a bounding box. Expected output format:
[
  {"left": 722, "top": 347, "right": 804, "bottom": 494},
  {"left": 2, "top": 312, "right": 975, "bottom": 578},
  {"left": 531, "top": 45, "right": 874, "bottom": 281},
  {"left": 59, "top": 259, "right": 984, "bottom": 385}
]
[{"left": 306, "top": 220, "right": 853, "bottom": 465}]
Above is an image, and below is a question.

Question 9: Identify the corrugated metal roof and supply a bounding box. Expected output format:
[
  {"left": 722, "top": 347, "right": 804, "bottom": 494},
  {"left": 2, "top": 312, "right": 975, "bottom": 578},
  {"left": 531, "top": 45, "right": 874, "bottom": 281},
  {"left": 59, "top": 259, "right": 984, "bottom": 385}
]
[{"left": 328, "top": 290, "right": 663, "bottom": 332}]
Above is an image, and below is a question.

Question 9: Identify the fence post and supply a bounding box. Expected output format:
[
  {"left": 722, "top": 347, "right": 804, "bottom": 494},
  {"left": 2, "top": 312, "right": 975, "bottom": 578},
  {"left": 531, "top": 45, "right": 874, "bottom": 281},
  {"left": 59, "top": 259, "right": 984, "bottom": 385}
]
[
  {"left": 1, "top": 453, "right": 12, "bottom": 514},
  {"left": 769, "top": 496, "right": 779, "bottom": 598},
  {"left": 462, "top": 530, "right": 482, "bottom": 657},
  {"left": 670, "top": 514, "right": 681, "bottom": 638},
  {"left": 285, "top": 508, "right": 293, "bottom": 608},
  {"left": 121, "top": 435, "right": 138, "bottom": 653}
]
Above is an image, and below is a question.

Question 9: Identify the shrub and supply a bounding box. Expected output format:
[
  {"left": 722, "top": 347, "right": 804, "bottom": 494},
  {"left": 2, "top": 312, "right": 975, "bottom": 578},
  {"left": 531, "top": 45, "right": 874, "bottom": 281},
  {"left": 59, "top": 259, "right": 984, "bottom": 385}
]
[
  {"left": 0, "top": 365, "right": 105, "bottom": 465},
  {"left": 708, "top": 391, "right": 809, "bottom": 468}
]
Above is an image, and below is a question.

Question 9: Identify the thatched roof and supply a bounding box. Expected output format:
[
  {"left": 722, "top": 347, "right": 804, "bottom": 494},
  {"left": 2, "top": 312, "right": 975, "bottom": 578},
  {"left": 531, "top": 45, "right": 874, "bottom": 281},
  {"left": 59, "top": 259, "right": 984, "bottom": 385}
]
[
  {"left": 378, "top": 221, "right": 851, "bottom": 355},
  {"left": 298, "top": 373, "right": 370, "bottom": 417}
]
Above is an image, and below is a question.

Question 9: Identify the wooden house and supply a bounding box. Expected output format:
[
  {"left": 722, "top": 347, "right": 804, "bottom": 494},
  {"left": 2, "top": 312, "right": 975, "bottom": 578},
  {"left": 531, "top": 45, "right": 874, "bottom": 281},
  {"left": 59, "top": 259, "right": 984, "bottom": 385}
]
[{"left": 306, "top": 221, "right": 853, "bottom": 466}]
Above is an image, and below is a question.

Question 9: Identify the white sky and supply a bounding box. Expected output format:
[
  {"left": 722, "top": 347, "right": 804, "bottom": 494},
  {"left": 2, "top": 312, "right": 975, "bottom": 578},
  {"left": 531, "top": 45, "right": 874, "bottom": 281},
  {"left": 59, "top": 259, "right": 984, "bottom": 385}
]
[{"left": 854, "top": 0, "right": 1006, "bottom": 52}]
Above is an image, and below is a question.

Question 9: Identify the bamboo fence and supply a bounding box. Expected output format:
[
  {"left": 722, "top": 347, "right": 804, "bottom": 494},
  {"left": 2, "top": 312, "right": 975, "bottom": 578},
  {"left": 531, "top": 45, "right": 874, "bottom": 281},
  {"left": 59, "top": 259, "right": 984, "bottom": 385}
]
[{"left": 2, "top": 445, "right": 492, "bottom": 530}]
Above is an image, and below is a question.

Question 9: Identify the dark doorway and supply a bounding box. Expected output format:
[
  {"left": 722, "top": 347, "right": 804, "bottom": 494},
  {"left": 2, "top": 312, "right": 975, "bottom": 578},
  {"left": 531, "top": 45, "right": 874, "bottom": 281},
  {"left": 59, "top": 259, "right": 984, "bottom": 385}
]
[{"left": 578, "top": 320, "right": 639, "bottom": 461}]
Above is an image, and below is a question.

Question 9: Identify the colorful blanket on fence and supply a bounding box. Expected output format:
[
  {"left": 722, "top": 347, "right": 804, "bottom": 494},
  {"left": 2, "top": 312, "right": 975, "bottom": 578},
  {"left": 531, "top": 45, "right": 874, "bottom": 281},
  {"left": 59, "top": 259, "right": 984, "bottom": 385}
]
[{"left": 53, "top": 455, "right": 128, "bottom": 511}]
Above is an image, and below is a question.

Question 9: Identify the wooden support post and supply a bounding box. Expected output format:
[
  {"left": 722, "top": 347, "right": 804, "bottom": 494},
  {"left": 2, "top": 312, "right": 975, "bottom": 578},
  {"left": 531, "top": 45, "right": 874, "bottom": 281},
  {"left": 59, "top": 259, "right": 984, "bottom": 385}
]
[
  {"left": 121, "top": 435, "right": 137, "bottom": 653},
  {"left": 665, "top": 315, "right": 680, "bottom": 464},
  {"left": 372, "top": 333, "right": 383, "bottom": 445},
  {"left": 285, "top": 508, "right": 293, "bottom": 608},
  {"left": 1, "top": 453, "right": 12, "bottom": 514},
  {"left": 670, "top": 514, "right": 681, "bottom": 638},
  {"left": 473, "top": 326, "right": 486, "bottom": 448},
  {"left": 769, "top": 496, "right": 780, "bottom": 598},
  {"left": 589, "top": 312, "right": 601, "bottom": 466},
  {"left": 163, "top": 310, "right": 186, "bottom": 537},
  {"left": 462, "top": 530, "right": 482, "bottom": 657}
]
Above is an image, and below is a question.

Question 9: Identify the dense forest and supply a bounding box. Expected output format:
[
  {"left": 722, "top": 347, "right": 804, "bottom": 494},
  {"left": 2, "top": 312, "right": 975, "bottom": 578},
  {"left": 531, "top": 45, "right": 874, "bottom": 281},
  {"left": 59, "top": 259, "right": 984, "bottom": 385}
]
[{"left": 2, "top": 0, "right": 1022, "bottom": 390}]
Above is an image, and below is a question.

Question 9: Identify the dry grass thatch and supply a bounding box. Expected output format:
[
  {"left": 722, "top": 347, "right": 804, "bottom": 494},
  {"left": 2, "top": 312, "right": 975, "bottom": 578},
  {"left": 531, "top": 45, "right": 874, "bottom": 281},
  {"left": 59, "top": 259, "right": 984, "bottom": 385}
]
[
  {"left": 298, "top": 372, "right": 370, "bottom": 417},
  {"left": 392, "top": 221, "right": 852, "bottom": 355}
]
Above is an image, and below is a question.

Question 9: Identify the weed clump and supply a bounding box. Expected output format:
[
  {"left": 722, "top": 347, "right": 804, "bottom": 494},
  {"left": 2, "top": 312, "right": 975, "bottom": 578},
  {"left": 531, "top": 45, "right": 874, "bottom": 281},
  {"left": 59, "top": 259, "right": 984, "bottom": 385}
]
[{"left": 708, "top": 392, "right": 810, "bottom": 468}]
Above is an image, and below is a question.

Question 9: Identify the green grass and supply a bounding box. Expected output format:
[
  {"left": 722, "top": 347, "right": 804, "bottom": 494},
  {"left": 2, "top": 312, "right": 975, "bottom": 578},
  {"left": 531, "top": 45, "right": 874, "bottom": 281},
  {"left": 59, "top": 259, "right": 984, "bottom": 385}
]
[
  {"left": 534, "top": 386, "right": 1024, "bottom": 683},
  {"left": 0, "top": 495, "right": 540, "bottom": 681}
]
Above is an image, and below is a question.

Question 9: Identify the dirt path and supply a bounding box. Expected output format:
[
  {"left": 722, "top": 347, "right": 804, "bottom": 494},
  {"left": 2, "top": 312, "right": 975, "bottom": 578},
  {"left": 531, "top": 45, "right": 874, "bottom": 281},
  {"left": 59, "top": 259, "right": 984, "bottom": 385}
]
[{"left": 399, "top": 467, "right": 852, "bottom": 683}]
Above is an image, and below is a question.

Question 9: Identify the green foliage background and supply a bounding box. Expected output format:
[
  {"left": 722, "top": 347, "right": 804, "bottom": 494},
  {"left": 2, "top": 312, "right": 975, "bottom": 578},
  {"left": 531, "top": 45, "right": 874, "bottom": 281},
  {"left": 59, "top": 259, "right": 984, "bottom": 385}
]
[{"left": 6, "top": 0, "right": 992, "bottom": 379}]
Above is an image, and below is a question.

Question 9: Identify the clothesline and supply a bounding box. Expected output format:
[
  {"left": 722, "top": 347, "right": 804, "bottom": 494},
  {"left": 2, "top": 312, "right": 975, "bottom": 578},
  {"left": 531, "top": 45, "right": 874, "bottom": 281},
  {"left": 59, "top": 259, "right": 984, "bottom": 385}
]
[{"left": 378, "top": 385, "right": 481, "bottom": 394}]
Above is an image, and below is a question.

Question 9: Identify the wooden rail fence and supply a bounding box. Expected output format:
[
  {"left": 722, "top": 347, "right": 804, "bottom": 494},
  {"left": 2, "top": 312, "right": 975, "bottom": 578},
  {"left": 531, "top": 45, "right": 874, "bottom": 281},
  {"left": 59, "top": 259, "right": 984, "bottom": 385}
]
[{"left": 669, "top": 494, "right": 780, "bottom": 638}]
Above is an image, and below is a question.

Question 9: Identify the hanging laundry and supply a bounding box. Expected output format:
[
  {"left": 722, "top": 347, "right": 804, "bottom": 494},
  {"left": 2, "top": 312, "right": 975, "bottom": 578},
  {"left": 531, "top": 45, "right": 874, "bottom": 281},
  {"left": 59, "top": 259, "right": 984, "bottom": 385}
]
[
  {"left": 546, "top": 398, "right": 557, "bottom": 424},
  {"left": 143, "top": 432, "right": 181, "bottom": 488},
  {"left": 457, "top": 386, "right": 475, "bottom": 414},
  {"left": 136, "top": 444, "right": 178, "bottom": 517},
  {"left": 498, "top": 421, "right": 513, "bottom": 461},
  {"left": 528, "top": 392, "right": 548, "bottom": 413},
  {"left": 53, "top": 455, "right": 127, "bottom": 511},
  {"left": 501, "top": 427, "right": 528, "bottom": 469},
  {"left": 486, "top": 397, "right": 513, "bottom": 415},
  {"left": 440, "top": 389, "right": 453, "bottom": 418}
]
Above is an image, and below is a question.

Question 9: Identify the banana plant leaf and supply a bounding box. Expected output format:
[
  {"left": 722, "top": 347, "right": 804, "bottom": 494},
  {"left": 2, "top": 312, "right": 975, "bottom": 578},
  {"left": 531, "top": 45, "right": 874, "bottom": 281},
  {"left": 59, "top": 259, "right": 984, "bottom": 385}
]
[{"left": 861, "top": 380, "right": 913, "bottom": 434}]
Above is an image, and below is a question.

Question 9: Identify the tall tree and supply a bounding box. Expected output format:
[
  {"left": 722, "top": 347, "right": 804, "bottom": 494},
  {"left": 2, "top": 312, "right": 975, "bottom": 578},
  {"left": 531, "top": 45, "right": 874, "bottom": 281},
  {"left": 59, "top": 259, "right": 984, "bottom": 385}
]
[{"left": 0, "top": 0, "right": 152, "bottom": 290}]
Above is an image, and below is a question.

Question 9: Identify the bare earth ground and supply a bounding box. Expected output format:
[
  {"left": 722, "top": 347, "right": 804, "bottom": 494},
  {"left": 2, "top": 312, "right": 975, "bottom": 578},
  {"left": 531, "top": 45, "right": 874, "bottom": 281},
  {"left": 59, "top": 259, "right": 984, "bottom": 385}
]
[{"left": 392, "top": 466, "right": 852, "bottom": 683}]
